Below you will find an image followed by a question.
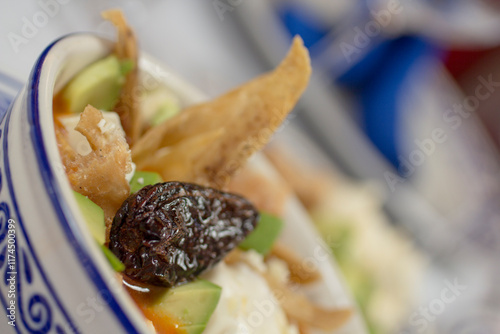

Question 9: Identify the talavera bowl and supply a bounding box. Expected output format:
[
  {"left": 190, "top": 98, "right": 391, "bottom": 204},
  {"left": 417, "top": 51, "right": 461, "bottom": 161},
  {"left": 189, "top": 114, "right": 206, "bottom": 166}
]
[{"left": 0, "top": 33, "right": 365, "bottom": 333}]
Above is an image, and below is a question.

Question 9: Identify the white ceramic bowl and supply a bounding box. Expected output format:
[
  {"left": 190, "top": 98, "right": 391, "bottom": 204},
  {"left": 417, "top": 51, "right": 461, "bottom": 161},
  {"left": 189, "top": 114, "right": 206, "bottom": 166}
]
[{"left": 0, "top": 33, "right": 366, "bottom": 333}]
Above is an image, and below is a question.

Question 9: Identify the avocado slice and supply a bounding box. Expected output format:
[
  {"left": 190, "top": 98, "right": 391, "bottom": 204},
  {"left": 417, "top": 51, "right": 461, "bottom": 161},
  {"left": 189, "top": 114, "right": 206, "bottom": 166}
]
[
  {"left": 73, "top": 191, "right": 126, "bottom": 271},
  {"left": 140, "top": 87, "right": 181, "bottom": 126},
  {"left": 141, "top": 279, "right": 222, "bottom": 334},
  {"left": 73, "top": 191, "right": 105, "bottom": 245},
  {"left": 129, "top": 171, "right": 163, "bottom": 193},
  {"left": 100, "top": 244, "right": 125, "bottom": 272},
  {"left": 62, "top": 55, "right": 128, "bottom": 113},
  {"left": 150, "top": 100, "right": 181, "bottom": 126},
  {"left": 238, "top": 212, "right": 284, "bottom": 255}
]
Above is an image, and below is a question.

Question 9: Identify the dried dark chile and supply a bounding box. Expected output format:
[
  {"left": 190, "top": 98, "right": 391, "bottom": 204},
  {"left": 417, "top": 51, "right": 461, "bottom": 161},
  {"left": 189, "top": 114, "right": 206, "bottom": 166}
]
[{"left": 109, "top": 181, "right": 259, "bottom": 287}]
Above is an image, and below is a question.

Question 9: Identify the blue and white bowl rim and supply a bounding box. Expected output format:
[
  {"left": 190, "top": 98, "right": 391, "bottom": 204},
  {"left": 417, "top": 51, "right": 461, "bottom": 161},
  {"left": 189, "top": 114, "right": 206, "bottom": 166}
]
[{"left": 26, "top": 33, "right": 142, "bottom": 334}]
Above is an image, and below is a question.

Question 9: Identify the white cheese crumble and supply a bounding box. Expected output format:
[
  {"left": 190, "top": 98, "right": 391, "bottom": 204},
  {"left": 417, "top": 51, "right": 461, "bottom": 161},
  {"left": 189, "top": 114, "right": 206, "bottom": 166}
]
[{"left": 202, "top": 252, "right": 298, "bottom": 334}]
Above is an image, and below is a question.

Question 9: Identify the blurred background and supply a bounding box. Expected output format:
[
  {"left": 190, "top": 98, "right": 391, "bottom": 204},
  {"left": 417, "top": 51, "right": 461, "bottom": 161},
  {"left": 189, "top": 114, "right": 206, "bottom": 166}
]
[{"left": 2, "top": 0, "right": 500, "bottom": 333}]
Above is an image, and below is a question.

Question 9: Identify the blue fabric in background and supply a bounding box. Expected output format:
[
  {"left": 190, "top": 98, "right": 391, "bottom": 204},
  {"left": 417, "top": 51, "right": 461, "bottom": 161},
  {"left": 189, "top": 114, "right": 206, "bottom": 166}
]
[
  {"left": 277, "top": 2, "right": 330, "bottom": 50},
  {"left": 337, "top": 36, "right": 436, "bottom": 168},
  {"left": 278, "top": 2, "right": 438, "bottom": 169}
]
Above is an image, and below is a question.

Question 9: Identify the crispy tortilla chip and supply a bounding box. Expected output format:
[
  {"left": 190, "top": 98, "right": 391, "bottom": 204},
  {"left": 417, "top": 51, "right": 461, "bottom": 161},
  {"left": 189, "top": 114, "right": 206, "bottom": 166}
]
[
  {"left": 227, "top": 165, "right": 291, "bottom": 217},
  {"left": 265, "top": 145, "right": 333, "bottom": 211},
  {"left": 132, "top": 36, "right": 311, "bottom": 188},
  {"left": 55, "top": 119, "right": 78, "bottom": 163},
  {"left": 270, "top": 242, "right": 321, "bottom": 284},
  {"left": 297, "top": 322, "right": 312, "bottom": 334},
  {"left": 264, "top": 272, "right": 353, "bottom": 331},
  {"left": 57, "top": 105, "right": 132, "bottom": 239},
  {"left": 139, "top": 128, "right": 224, "bottom": 180},
  {"left": 102, "top": 9, "right": 142, "bottom": 145},
  {"left": 223, "top": 248, "right": 245, "bottom": 266}
]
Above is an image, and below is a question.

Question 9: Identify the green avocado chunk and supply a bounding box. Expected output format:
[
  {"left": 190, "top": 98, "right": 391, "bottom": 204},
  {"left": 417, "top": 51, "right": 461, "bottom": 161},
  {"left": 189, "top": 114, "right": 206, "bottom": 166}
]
[
  {"left": 129, "top": 171, "right": 163, "bottom": 193},
  {"left": 149, "top": 279, "right": 222, "bottom": 334},
  {"left": 73, "top": 191, "right": 125, "bottom": 271},
  {"left": 150, "top": 100, "right": 181, "bottom": 126},
  {"left": 62, "top": 55, "right": 127, "bottom": 113},
  {"left": 100, "top": 245, "right": 125, "bottom": 272},
  {"left": 73, "top": 191, "right": 105, "bottom": 245},
  {"left": 238, "top": 212, "right": 284, "bottom": 255}
]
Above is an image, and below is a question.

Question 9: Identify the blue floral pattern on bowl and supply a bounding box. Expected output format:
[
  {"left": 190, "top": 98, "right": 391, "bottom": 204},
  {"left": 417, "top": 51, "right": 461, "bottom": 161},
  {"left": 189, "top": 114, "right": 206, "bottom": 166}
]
[
  {"left": 0, "top": 35, "right": 148, "bottom": 334},
  {"left": 0, "top": 104, "right": 77, "bottom": 333}
]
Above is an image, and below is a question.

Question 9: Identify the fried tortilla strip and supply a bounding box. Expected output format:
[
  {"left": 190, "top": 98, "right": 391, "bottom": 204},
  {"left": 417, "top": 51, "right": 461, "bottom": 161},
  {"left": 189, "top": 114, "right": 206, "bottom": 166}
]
[
  {"left": 132, "top": 36, "right": 311, "bottom": 188},
  {"left": 265, "top": 145, "right": 333, "bottom": 211},
  {"left": 55, "top": 120, "right": 78, "bottom": 164},
  {"left": 102, "top": 9, "right": 141, "bottom": 145},
  {"left": 57, "top": 105, "right": 132, "bottom": 239},
  {"left": 270, "top": 242, "right": 322, "bottom": 284},
  {"left": 139, "top": 128, "right": 225, "bottom": 181},
  {"left": 227, "top": 165, "right": 291, "bottom": 217},
  {"left": 297, "top": 322, "right": 312, "bottom": 334},
  {"left": 264, "top": 273, "right": 353, "bottom": 331},
  {"left": 223, "top": 248, "right": 245, "bottom": 265}
]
